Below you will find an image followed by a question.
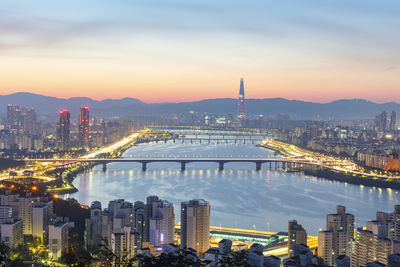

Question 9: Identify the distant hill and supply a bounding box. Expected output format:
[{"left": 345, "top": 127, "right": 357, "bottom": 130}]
[{"left": 0, "top": 92, "right": 399, "bottom": 120}]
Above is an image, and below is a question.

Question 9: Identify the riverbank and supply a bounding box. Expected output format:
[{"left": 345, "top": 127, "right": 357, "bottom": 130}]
[{"left": 259, "top": 140, "right": 400, "bottom": 190}]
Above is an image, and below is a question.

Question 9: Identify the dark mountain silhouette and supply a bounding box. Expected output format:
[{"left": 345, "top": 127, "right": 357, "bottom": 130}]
[{"left": 0, "top": 92, "right": 399, "bottom": 119}]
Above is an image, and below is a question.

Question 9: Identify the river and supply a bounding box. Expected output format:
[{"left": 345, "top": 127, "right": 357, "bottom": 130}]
[{"left": 69, "top": 132, "right": 400, "bottom": 235}]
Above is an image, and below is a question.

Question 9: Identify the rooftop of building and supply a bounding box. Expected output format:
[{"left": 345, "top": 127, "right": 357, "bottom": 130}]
[
  {"left": 182, "top": 199, "right": 209, "bottom": 206},
  {"left": 52, "top": 221, "right": 68, "bottom": 227}
]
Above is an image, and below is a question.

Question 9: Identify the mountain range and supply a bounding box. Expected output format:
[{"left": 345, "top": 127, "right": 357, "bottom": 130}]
[{"left": 0, "top": 92, "right": 399, "bottom": 120}]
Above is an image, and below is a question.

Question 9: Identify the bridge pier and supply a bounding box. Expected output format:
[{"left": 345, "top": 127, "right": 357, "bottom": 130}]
[
  {"left": 102, "top": 162, "right": 107, "bottom": 172},
  {"left": 269, "top": 162, "right": 272, "bottom": 169},
  {"left": 181, "top": 162, "right": 186, "bottom": 171},
  {"left": 256, "top": 162, "right": 262, "bottom": 171},
  {"left": 142, "top": 162, "right": 147, "bottom": 171},
  {"left": 219, "top": 162, "right": 224, "bottom": 171}
]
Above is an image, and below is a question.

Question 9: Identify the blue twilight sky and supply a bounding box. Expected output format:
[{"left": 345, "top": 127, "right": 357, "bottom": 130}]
[{"left": 1, "top": 0, "right": 400, "bottom": 102}]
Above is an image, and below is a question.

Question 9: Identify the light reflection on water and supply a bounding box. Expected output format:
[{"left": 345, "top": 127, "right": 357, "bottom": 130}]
[{"left": 70, "top": 139, "right": 400, "bottom": 235}]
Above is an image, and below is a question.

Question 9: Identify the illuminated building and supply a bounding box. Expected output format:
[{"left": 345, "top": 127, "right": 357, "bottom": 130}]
[
  {"left": 79, "top": 106, "right": 90, "bottom": 148},
  {"left": 375, "top": 111, "right": 388, "bottom": 132},
  {"left": 56, "top": 109, "right": 70, "bottom": 150},
  {"left": 144, "top": 196, "right": 174, "bottom": 246},
  {"left": 180, "top": 199, "right": 210, "bottom": 255},
  {"left": 48, "top": 221, "right": 69, "bottom": 260},
  {"left": 288, "top": 220, "right": 307, "bottom": 257},
  {"left": 148, "top": 200, "right": 174, "bottom": 246},
  {"left": 351, "top": 228, "right": 400, "bottom": 266},
  {"left": 318, "top": 206, "right": 354, "bottom": 267},
  {"left": 111, "top": 226, "right": 136, "bottom": 258},
  {"left": 6, "top": 104, "right": 25, "bottom": 131},
  {"left": 84, "top": 201, "right": 102, "bottom": 249},
  {"left": 32, "top": 202, "right": 52, "bottom": 243},
  {"left": 134, "top": 201, "right": 146, "bottom": 250},
  {"left": 237, "top": 78, "right": 246, "bottom": 119}
]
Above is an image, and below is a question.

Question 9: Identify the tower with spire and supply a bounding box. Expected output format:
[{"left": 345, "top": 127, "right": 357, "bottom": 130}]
[{"left": 237, "top": 78, "right": 246, "bottom": 119}]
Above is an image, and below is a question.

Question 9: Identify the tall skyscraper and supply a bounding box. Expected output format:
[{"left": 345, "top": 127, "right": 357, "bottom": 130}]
[
  {"left": 390, "top": 110, "right": 397, "bottom": 131},
  {"left": 6, "top": 104, "right": 27, "bottom": 132},
  {"left": 288, "top": 220, "right": 307, "bottom": 257},
  {"left": 375, "top": 111, "right": 388, "bottom": 132},
  {"left": 180, "top": 199, "right": 210, "bottom": 256},
  {"left": 237, "top": 78, "right": 246, "bottom": 119},
  {"left": 56, "top": 109, "right": 70, "bottom": 150},
  {"left": 79, "top": 106, "right": 90, "bottom": 148},
  {"left": 318, "top": 206, "right": 354, "bottom": 266}
]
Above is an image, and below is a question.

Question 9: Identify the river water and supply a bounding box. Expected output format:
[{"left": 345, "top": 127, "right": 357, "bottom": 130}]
[{"left": 70, "top": 133, "right": 400, "bottom": 235}]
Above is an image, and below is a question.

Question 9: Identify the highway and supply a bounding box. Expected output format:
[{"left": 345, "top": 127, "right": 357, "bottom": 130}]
[{"left": 261, "top": 139, "right": 400, "bottom": 179}]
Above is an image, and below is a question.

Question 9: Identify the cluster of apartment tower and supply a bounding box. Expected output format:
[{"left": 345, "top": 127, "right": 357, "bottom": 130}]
[
  {"left": 289, "top": 205, "right": 400, "bottom": 266},
  {"left": 0, "top": 190, "right": 69, "bottom": 260},
  {"left": 84, "top": 196, "right": 211, "bottom": 259},
  {"left": 3, "top": 188, "right": 400, "bottom": 266}
]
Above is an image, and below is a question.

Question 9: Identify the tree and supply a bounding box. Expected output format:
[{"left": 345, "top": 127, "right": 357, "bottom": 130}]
[{"left": 217, "top": 250, "right": 251, "bottom": 267}]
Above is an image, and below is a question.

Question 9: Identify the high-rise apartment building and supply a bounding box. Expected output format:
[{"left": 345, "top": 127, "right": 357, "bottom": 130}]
[
  {"left": 56, "top": 109, "right": 70, "bottom": 150},
  {"left": 17, "top": 196, "right": 53, "bottom": 236},
  {"left": 134, "top": 201, "right": 146, "bottom": 250},
  {"left": 111, "top": 226, "right": 136, "bottom": 258},
  {"left": 288, "top": 220, "right": 307, "bottom": 257},
  {"left": 180, "top": 199, "right": 210, "bottom": 255},
  {"left": 0, "top": 219, "right": 23, "bottom": 248},
  {"left": 145, "top": 195, "right": 160, "bottom": 242},
  {"left": 351, "top": 228, "right": 400, "bottom": 266},
  {"left": 375, "top": 111, "right": 388, "bottom": 132},
  {"left": 237, "top": 78, "right": 246, "bottom": 119},
  {"left": 390, "top": 111, "right": 397, "bottom": 131},
  {"left": 79, "top": 106, "right": 90, "bottom": 148},
  {"left": 32, "top": 202, "right": 52, "bottom": 243},
  {"left": 85, "top": 201, "right": 102, "bottom": 249},
  {"left": 318, "top": 206, "right": 354, "bottom": 266},
  {"left": 48, "top": 221, "right": 69, "bottom": 260},
  {"left": 148, "top": 200, "right": 174, "bottom": 246},
  {"left": 6, "top": 105, "right": 25, "bottom": 131}
]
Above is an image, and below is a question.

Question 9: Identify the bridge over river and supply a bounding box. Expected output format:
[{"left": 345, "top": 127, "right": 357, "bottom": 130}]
[{"left": 26, "top": 157, "right": 327, "bottom": 172}]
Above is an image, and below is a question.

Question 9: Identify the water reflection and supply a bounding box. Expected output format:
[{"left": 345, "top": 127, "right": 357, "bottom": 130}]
[{"left": 71, "top": 139, "right": 400, "bottom": 234}]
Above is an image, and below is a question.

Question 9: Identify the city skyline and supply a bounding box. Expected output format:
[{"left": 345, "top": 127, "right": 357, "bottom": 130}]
[
  {"left": 1, "top": 0, "right": 400, "bottom": 103},
  {"left": 2, "top": 1, "right": 400, "bottom": 265}
]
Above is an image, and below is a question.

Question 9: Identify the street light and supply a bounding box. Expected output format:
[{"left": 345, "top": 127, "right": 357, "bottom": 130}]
[{"left": 266, "top": 221, "right": 270, "bottom": 232}]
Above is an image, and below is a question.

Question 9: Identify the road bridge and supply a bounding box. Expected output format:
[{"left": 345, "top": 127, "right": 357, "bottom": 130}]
[
  {"left": 168, "top": 137, "right": 264, "bottom": 144},
  {"left": 25, "top": 157, "right": 322, "bottom": 172}
]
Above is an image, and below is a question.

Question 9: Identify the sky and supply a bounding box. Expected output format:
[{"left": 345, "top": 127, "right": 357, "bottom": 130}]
[{"left": 0, "top": 0, "right": 400, "bottom": 103}]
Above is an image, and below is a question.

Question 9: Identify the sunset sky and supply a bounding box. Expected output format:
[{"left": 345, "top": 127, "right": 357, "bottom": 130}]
[{"left": 1, "top": 0, "right": 400, "bottom": 103}]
